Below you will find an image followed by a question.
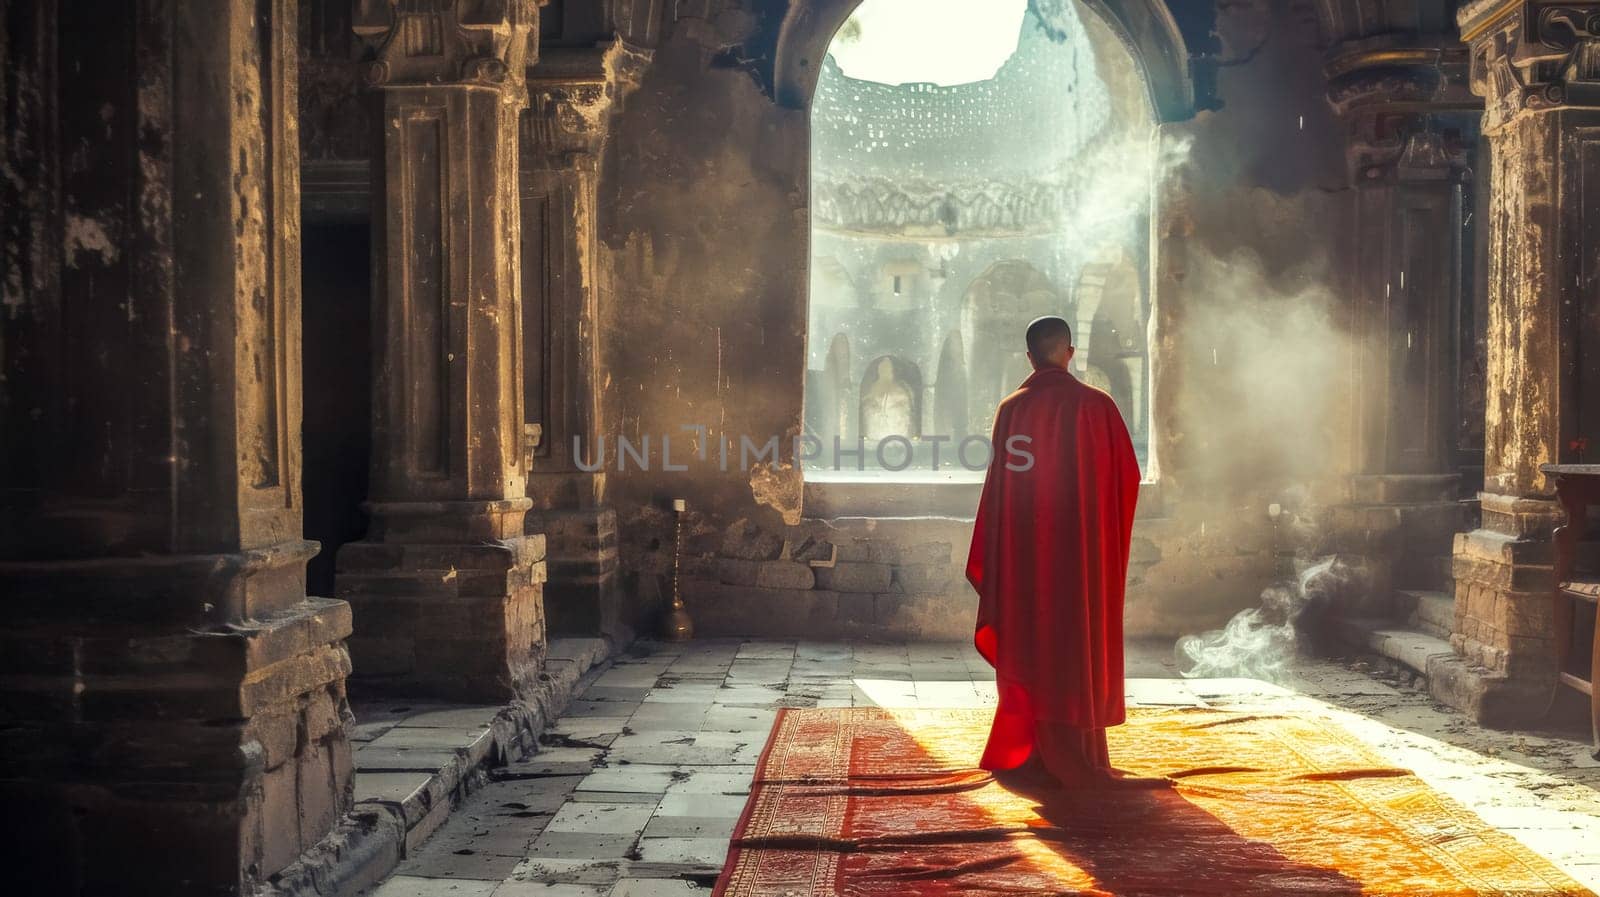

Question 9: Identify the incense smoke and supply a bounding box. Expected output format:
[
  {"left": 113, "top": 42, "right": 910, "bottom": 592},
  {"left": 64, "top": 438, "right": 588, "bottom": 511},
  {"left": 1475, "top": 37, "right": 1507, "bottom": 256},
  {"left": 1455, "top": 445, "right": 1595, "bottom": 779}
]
[{"left": 1176, "top": 556, "right": 1357, "bottom": 681}]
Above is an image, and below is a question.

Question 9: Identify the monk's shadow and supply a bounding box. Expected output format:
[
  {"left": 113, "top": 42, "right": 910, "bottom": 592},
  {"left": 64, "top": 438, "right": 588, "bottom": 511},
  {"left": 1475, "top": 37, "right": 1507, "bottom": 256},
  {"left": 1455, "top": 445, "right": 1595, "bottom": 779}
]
[{"left": 1013, "top": 779, "right": 1366, "bottom": 896}]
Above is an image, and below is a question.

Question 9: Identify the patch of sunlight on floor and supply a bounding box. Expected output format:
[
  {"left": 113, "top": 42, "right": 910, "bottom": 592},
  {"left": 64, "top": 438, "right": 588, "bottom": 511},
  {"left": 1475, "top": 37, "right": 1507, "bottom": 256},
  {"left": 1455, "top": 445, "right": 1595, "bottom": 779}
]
[{"left": 848, "top": 672, "right": 1600, "bottom": 890}]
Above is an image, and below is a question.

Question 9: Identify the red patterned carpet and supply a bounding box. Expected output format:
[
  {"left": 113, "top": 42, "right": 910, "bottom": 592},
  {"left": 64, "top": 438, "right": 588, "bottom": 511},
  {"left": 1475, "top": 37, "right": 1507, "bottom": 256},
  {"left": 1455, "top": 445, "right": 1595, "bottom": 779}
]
[{"left": 713, "top": 707, "right": 1591, "bottom": 897}]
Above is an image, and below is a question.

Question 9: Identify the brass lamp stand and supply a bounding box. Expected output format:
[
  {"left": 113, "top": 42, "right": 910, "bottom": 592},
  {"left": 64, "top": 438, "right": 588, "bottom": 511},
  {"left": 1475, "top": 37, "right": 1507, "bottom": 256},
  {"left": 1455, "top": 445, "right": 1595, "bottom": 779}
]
[{"left": 660, "top": 498, "right": 694, "bottom": 641}]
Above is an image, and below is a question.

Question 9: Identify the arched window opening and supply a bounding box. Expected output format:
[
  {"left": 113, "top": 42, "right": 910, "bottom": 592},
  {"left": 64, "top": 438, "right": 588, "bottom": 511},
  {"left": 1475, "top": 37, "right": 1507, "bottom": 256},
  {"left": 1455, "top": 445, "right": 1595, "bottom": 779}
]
[{"left": 805, "top": 0, "right": 1155, "bottom": 482}]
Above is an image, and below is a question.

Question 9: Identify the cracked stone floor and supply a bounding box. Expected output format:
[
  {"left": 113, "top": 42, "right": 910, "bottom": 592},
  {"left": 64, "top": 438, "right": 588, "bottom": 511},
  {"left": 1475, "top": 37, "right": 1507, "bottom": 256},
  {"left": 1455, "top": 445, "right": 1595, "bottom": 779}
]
[{"left": 367, "top": 640, "right": 1600, "bottom": 896}]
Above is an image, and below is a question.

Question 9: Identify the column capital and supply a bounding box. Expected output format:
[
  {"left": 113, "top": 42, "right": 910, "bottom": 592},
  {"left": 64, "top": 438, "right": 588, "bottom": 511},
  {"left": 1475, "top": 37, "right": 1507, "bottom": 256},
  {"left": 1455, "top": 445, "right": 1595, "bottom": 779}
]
[
  {"left": 1324, "top": 38, "right": 1481, "bottom": 184},
  {"left": 521, "top": 39, "right": 654, "bottom": 166},
  {"left": 1459, "top": 0, "right": 1600, "bottom": 131},
  {"left": 1326, "top": 40, "right": 1478, "bottom": 116},
  {"left": 353, "top": 0, "right": 545, "bottom": 91}
]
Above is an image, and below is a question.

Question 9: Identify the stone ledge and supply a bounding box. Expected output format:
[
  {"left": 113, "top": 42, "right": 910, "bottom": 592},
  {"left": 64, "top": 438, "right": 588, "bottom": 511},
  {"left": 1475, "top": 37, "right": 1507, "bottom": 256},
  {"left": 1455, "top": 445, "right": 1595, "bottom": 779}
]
[
  {"left": 1332, "top": 616, "right": 1457, "bottom": 676},
  {"left": 1330, "top": 614, "right": 1555, "bottom": 729},
  {"left": 1398, "top": 589, "right": 1454, "bottom": 639},
  {"left": 261, "top": 637, "right": 617, "bottom": 897}
]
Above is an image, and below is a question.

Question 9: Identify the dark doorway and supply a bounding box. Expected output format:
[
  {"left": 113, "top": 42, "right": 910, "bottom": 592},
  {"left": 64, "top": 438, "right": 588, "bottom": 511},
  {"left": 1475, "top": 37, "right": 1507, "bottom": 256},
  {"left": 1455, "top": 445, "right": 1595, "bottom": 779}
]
[{"left": 301, "top": 220, "right": 372, "bottom": 597}]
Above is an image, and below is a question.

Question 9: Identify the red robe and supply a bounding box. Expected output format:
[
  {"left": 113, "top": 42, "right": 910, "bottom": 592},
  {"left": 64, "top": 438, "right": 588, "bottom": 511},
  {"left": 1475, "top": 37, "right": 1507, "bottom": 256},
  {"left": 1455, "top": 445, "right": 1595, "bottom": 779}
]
[{"left": 966, "top": 366, "right": 1141, "bottom": 771}]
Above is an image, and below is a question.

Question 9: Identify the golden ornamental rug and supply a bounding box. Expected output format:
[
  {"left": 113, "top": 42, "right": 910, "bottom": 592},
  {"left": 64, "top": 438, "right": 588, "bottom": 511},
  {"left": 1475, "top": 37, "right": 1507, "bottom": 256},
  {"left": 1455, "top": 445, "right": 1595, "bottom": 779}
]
[{"left": 713, "top": 707, "right": 1591, "bottom": 896}]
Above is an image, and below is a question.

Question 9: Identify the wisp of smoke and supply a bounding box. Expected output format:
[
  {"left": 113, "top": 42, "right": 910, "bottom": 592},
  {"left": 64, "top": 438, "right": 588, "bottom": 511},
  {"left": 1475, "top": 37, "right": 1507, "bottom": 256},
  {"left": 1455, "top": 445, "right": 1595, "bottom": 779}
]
[{"left": 1176, "top": 556, "right": 1351, "bottom": 681}]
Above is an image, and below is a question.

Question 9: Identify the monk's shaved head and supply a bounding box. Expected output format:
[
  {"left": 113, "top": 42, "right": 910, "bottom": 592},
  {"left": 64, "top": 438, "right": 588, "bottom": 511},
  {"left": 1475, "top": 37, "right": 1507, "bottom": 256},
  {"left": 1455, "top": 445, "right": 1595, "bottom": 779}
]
[{"left": 1025, "top": 316, "right": 1074, "bottom": 367}]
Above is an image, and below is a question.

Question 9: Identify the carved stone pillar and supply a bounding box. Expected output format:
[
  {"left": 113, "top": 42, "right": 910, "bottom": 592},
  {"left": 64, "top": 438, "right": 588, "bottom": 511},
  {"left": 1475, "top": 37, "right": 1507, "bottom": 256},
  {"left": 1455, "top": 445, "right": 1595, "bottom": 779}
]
[
  {"left": 0, "top": 1, "right": 352, "bottom": 892},
  {"left": 1447, "top": 0, "right": 1600, "bottom": 724},
  {"left": 338, "top": 0, "right": 547, "bottom": 700},
  {"left": 1324, "top": 40, "right": 1483, "bottom": 613},
  {"left": 520, "top": 41, "right": 650, "bottom": 641}
]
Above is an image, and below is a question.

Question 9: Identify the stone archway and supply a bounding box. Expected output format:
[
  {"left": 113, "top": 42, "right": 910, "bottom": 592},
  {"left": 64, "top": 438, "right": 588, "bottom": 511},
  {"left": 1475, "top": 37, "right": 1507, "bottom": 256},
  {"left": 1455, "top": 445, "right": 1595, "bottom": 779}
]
[
  {"left": 961, "top": 260, "right": 1070, "bottom": 431},
  {"left": 774, "top": 0, "right": 1196, "bottom": 121}
]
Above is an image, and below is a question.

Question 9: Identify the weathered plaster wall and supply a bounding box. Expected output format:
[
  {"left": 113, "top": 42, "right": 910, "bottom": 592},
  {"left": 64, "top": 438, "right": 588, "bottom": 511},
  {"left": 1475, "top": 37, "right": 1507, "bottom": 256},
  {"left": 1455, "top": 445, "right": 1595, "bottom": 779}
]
[
  {"left": 1134, "top": 3, "right": 1358, "bottom": 631},
  {"left": 595, "top": 0, "right": 1360, "bottom": 641}
]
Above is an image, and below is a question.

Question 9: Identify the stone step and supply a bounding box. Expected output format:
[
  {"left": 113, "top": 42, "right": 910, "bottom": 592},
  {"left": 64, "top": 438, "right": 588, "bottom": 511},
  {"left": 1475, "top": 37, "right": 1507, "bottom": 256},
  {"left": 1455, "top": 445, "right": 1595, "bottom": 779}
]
[
  {"left": 1332, "top": 616, "right": 1456, "bottom": 678},
  {"left": 1398, "top": 589, "right": 1455, "bottom": 640}
]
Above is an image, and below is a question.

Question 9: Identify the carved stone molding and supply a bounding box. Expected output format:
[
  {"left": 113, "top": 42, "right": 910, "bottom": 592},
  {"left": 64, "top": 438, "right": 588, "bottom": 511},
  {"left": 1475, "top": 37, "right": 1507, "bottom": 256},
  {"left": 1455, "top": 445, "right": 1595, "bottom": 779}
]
[
  {"left": 1459, "top": 0, "right": 1600, "bottom": 131},
  {"left": 525, "top": 72, "right": 610, "bottom": 164},
  {"left": 1326, "top": 43, "right": 1478, "bottom": 115},
  {"left": 1325, "top": 38, "right": 1482, "bottom": 184},
  {"left": 353, "top": 0, "right": 544, "bottom": 92},
  {"left": 1346, "top": 117, "right": 1477, "bottom": 184},
  {"left": 521, "top": 39, "right": 655, "bottom": 165}
]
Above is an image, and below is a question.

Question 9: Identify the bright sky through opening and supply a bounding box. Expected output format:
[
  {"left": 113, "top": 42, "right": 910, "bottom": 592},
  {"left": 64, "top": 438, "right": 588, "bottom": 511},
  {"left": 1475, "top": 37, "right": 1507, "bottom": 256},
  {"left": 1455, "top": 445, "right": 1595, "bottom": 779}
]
[{"left": 828, "top": 0, "right": 1030, "bottom": 87}]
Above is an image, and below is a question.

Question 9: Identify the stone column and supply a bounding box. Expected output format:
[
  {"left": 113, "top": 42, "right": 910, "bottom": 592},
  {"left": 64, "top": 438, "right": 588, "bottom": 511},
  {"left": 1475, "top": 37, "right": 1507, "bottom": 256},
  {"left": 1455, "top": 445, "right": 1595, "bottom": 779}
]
[
  {"left": 0, "top": 1, "right": 352, "bottom": 893},
  {"left": 338, "top": 0, "right": 547, "bottom": 700},
  {"left": 1147, "top": 123, "right": 1195, "bottom": 488},
  {"left": 1324, "top": 40, "right": 1483, "bottom": 614},
  {"left": 1449, "top": 0, "right": 1600, "bottom": 724},
  {"left": 520, "top": 41, "right": 650, "bottom": 641}
]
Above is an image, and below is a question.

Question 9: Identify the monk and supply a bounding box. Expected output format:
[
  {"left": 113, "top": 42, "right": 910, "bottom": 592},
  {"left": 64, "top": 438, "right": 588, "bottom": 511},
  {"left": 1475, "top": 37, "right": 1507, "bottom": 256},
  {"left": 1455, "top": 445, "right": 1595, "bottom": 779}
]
[{"left": 966, "top": 316, "right": 1142, "bottom": 787}]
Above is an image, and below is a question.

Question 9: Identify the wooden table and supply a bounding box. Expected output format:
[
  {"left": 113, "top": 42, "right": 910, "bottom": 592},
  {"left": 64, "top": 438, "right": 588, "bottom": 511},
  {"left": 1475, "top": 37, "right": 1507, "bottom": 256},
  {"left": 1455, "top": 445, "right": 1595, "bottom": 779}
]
[{"left": 1540, "top": 464, "right": 1600, "bottom": 756}]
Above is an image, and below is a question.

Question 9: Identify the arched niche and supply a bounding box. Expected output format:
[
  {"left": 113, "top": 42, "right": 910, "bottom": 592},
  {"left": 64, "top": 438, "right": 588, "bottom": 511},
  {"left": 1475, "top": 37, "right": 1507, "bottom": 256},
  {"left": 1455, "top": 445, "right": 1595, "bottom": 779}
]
[
  {"left": 961, "top": 260, "right": 1069, "bottom": 431},
  {"left": 859, "top": 355, "right": 923, "bottom": 442},
  {"left": 812, "top": 333, "right": 854, "bottom": 446},
  {"left": 773, "top": 0, "right": 1195, "bottom": 122},
  {"left": 1074, "top": 248, "right": 1147, "bottom": 443},
  {"left": 934, "top": 331, "right": 970, "bottom": 439}
]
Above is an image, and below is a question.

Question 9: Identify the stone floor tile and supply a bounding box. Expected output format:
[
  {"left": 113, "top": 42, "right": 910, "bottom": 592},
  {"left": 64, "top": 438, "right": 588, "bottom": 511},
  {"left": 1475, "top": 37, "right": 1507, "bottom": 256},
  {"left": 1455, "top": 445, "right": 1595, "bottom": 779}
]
[
  {"left": 577, "top": 767, "right": 681, "bottom": 794},
  {"left": 712, "top": 686, "right": 788, "bottom": 705},
  {"left": 398, "top": 706, "right": 504, "bottom": 729},
  {"left": 608, "top": 878, "right": 708, "bottom": 897},
  {"left": 592, "top": 670, "right": 665, "bottom": 689},
  {"left": 700, "top": 706, "right": 776, "bottom": 732},
  {"left": 369, "top": 726, "right": 494, "bottom": 751},
  {"left": 549, "top": 718, "right": 631, "bottom": 742},
  {"left": 735, "top": 642, "right": 796, "bottom": 657},
  {"left": 654, "top": 792, "right": 748, "bottom": 818},
  {"left": 502, "top": 750, "right": 605, "bottom": 778},
  {"left": 608, "top": 730, "right": 700, "bottom": 750},
  {"left": 493, "top": 883, "right": 609, "bottom": 897},
  {"left": 545, "top": 802, "right": 658, "bottom": 835},
  {"left": 606, "top": 730, "right": 739, "bottom": 766},
  {"left": 913, "top": 681, "right": 981, "bottom": 706},
  {"left": 641, "top": 814, "right": 739, "bottom": 840},
  {"left": 356, "top": 770, "right": 434, "bottom": 805},
  {"left": 796, "top": 642, "right": 852, "bottom": 659},
  {"left": 508, "top": 858, "right": 626, "bottom": 886},
  {"left": 688, "top": 731, "right": 759, "bottom": 755},
  {"left": 664, "top": 768, "right": 754, "bottom": 795},
  {"left": 570, "top": 790, "right": 674, "bottom": 805},
  {"left": 584, "top": 686, "right": 653, "bottom": 703},
  {"left": 628, "top": 702, "right": 712, "bottom": 731},
  {"left": 372, "top": 875, "right": 501, "bottom": 897},
  {"left": 397, "top": 849, "right": 525, "bottom": 882},
  {"left": 486, "top": 773, "right": 588, "bottom": 815},
  {"left": 851, "top": 645, "right": 908, "bottom": 660},
  {"left": 644, "top": 684, "right": 725, "bottom": 704},
  {"left": 526, "top": 831, "right": 640, "bottom": 861},
  {"left": 353, "top": 719, "right": 404, "bottom": 743},
  {"left": 355, "top": 744, "right": 463, "bottom": 772},
  {"left": 565, "top": 700, "right": 642, "bottom": 719},
  {"left": 635, "top": 837, "right": 731, "bottom": 866}
]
